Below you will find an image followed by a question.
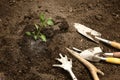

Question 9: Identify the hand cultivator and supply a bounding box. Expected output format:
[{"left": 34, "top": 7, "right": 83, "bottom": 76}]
[{"left": 53, "top": 53, "right": 77, "bottom": 80}]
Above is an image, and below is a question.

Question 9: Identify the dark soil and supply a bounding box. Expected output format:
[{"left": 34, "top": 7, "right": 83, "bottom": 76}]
[{"left": 0, "top": 0, "right": 120, "bottom": 80}]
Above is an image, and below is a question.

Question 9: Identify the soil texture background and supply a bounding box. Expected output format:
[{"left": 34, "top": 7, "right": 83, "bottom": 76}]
[{"left": 0, "top": 0, "right": 120, "bottom": 80}]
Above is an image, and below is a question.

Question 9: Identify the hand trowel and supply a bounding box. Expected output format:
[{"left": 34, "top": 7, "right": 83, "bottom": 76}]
[
  {"left": 74, "top": 23, "right": 120, "bottom": 50},
  {"left": 72, "top": 47, "right": 120, "bottom": 64}
]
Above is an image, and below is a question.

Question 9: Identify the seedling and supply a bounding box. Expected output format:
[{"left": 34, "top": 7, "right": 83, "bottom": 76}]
[{"left": 26, "top": 13, "right": 54, "bottom": 42}]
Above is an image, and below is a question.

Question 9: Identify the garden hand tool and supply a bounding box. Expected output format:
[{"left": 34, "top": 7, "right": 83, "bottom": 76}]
[
  {"left": 103, "top": 52, "right": 120, "bottom": 58},
  {"left": 74, "top": 23, "right": 120, "bottom": 50},
  {"left": 53, "top": 53, "right": 78, "bottom": 80},
  {"left": 73, "top": 47, "right": 120, "bottom": 58},
  {"left": 72, "top": 47, "right": 120, "bottom": 64},
  {"left": 66, "top": 47, "right": 104, "bottom": 80}
]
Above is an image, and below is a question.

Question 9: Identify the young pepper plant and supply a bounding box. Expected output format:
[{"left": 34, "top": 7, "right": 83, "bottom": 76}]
[{"left": 25, "top": 13, "right": 54, "bottom": 42}]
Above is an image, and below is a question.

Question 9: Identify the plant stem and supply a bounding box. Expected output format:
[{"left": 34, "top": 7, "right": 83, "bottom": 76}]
[{"left": 37, "top": 28, "right": 41, "bottom": 37}]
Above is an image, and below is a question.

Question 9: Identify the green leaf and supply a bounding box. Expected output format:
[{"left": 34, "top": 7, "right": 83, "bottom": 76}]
[
  {"left": 47, "top": 18, "right": 54, "bottom": 26},
  {"left": 40, "top": 34, "right": 47, "bottom": 42},
  {"left": 25, "top": 31, "right": 31, "bottom": 36},
  {"left": 33, "top": 35, "right": 38, "bottom": 40},
  {"left": 40, "top": 13, "right": 45, "bottom": 22},
  {"left": 42, "top": 22, "right": 47, "bottom": 27},
  {"left": 32, "top": 32, "right": 35, "bottom": 35},
  {"left": 34, "top": 24, "right": 39, "bottom": 30}
]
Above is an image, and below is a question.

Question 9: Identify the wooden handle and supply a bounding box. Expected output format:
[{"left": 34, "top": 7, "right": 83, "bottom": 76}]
[
  {"left": 106, "top": 57, "right": 120, "bottom": 64},
  {"left": 110, "top": 41, "right": 120, "bottom": 49},
  {"left": 103, "top": 52, "right": 120, "bottom": 58},
  {"left": 66, "top": 48, "right": 104, "bottom": 80},
  {"left": 113, "top": 52, "right": 120, "bottom": 58}
]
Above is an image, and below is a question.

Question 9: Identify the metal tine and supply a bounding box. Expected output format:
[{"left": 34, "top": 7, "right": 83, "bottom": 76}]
[
  {"left": 56, "top": 53, "right": 69, "bottom": 63},
  {"left": 72, "top": 47, "right": 82, "bottom": 53},
  {"left": 53, "top": 64, "right": 62, "bottom": 68},
  {"left": 59, "top": 53, "right": 64, "bottom": 58},
  {"left": 64, "top": 55, "right": 68, "bottom": 59},
  {"left": 55, "top": 58, "right": 63, "bottom": 63}
]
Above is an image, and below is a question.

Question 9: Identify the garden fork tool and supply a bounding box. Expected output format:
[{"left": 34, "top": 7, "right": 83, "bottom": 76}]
[
  {"left": 73, "top": 47, "right": 120, "bottom": 58},
  {"left": 72, "top": 47, "right": 120, "bottom": 64},
  {"left": 74, "top": 23, "right": 120, "bottom": 50},
  {"left": 53, "top": 53, "right": 78, "bottom": 80}
]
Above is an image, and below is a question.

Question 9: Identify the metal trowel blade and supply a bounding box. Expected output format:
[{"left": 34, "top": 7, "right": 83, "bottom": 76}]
[
  {"left": 79, "top": 47, "right": 102, "bottom": 62},
  {"left": 74, "top": 23, "right": 101, "bottom": 43}
]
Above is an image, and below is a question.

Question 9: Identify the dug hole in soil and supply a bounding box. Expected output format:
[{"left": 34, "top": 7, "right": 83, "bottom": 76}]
[{"left": 0, "top": 0, "right": 120, "bottom": 80}]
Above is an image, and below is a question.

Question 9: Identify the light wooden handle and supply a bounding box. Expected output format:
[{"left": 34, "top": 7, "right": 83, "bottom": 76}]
[
  {"left": 110, "top": 41, "right": 120, "bottom": 49},
  {"left": 106, "top": 57, "right": 120, "bottom": 64},
  {"left": 113, "top": 52, "right": 120, "bottom": 58},
  {"left": 103, "top": 52, "right": 120, "bottom": 58},
  {"left": 95, "top": 37, "right": 120, "bottom": 49}
]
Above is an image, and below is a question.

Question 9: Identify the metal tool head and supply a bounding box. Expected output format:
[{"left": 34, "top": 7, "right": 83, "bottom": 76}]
[
  {"left": 74, "top": 23, "right": 101, "bottom": 43},
  {"left": 79, "top": 47, "right": 102, "bottom": 62},
  {"left": 53, "top": 53, "right": 72, "bottom": 71}
]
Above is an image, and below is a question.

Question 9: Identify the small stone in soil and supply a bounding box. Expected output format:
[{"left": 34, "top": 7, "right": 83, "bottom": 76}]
[{"left": 95, "top": 15, "right": 102, "bottom": 20}]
